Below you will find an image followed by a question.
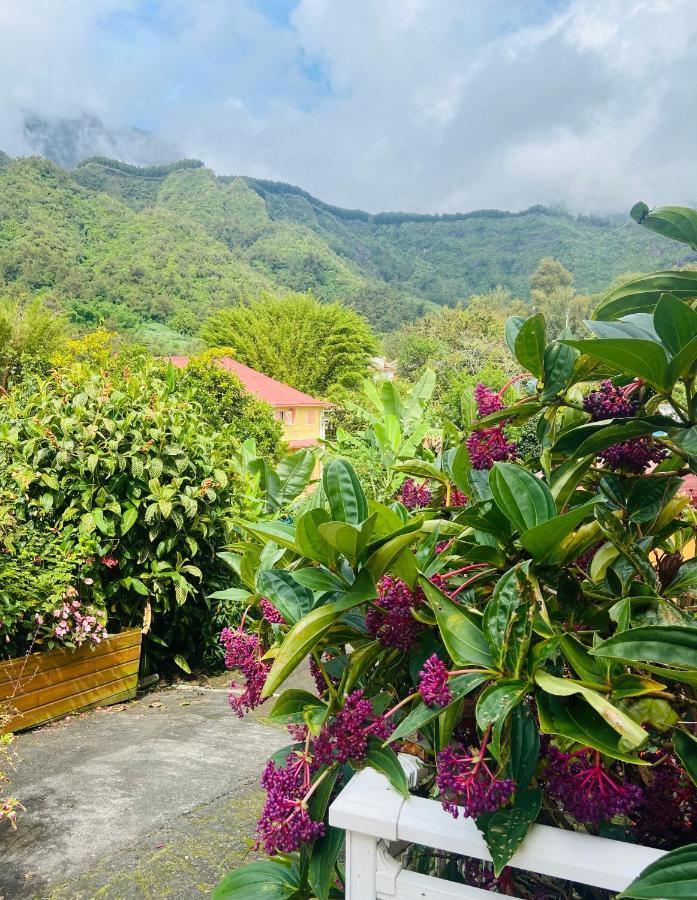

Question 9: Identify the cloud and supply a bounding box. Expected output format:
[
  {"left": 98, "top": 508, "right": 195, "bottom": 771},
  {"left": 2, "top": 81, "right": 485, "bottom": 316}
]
[{"left": 0, "top": 0, "right": 696, "bottom": 213}]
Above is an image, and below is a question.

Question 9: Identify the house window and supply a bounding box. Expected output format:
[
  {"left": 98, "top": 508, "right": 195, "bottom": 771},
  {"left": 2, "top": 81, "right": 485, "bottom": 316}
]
[
  {"left": 305, "top": 409, "right": 314, "bottom": 425},
  {"left": 277, "top": 409, "right": 294, "bottom": 425}
]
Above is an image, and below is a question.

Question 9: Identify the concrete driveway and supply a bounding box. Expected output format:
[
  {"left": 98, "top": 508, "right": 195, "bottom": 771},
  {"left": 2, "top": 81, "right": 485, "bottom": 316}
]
[{"left": 0, "top": 678, "right": 290, "bottom": 899}]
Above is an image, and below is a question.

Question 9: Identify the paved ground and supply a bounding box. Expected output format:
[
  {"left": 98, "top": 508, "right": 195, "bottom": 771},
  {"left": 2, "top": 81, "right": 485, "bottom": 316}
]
[{"left": 0, "top": 677, "right": 293, "bottom": 899}]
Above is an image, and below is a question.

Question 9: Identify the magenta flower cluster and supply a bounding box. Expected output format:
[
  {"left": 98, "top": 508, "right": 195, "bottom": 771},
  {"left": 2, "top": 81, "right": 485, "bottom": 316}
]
[
  {"left": 256, "top": 756, "right": 324, "bottom": 855},
  {"left": 399, "top": 478, "right": 432, "bottom": 510},
  {"left": 260, "top": 597, "right": 285, "bottom": 624},
  {"left": 312, "top": 689, "right": 391, "bottom": 765},
  {"left": 632, "top": 751, "right": 696, "bottom": 848},
  {"left": 418, "top": 654, "right": 452, "bottom": 707},
  {"left": 50, "top": 590, "right": 107, "bottom": 645},
  {"left": 465, "top": 427, "right": 518, "bottom": 470},
  {"left": 542, "top": 746, "right": 643, "bottom": 824},
  {"left": 448, "top": 487, "right": 468, "bottom": 507},
  {"left": 474, "top": 383, "right": 504, "bottom": 416},
  {"left": 582, "top": 380, "right": 667, "bottom": 473},
  {"left": 365, "top": 575, "right": 423, "bottom": 651},
  {"left": 220, "top": 625, "right": 271, "bottom": 717},
  {"left": 437, "top": 741, "right": 515, "bottom": 819}
]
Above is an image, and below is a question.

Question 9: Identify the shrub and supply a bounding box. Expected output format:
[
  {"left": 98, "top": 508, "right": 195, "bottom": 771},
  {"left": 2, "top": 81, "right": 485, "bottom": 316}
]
[
  {"left": 0, "top": 355, "right": 249, "bottom": 672},
  {"left": 214, "top": 203, "right": 697, "bottom": 899}
]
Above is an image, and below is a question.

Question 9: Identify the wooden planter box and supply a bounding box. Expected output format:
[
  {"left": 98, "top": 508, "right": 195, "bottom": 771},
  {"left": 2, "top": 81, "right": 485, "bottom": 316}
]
[
  {"left": 330, "top": 755, "right": 666, "bottom": 899},
  {"left": 0, "top": 628, "right": 142, "bottom": 734}
]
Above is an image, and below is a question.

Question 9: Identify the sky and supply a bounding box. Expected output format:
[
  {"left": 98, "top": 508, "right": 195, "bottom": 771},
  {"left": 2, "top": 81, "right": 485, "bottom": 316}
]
[{"left": 1, "top": 0, "right": 696, "bottom": 214}]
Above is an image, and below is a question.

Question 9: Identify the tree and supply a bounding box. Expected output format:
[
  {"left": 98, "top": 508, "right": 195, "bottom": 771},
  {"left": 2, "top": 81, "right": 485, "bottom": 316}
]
[
  {"left": 0, "top": 295, "right": 67, "bottom": 388},
  {"left": 200, "top": 293, "right": 378, "bottom": 396},
  {"left": 528, "top": 256, "right": 592, "bottom": 336}
]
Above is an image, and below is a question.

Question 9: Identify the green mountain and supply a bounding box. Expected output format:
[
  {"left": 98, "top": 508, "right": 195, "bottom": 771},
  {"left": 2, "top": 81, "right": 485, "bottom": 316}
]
[{"left": 1, "top": 154, "right": 694, "bottom": 340}]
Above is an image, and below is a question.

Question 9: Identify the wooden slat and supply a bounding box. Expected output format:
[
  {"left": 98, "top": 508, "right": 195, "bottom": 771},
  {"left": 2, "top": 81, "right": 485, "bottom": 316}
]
[
  {"left": 0, "top": 628, "right": 141, "bottom": 685},
  {"left": 0, "top": 643, "right": 141, "bottom": 701},
  {"left": 0, "top": 629, "right": 142, "bottom": 734},
  {"left": 7, "top": 658, "right": 139, "bottom": 713},
  {"left": 3, "top": 673, "right": 138, "bottom": 733}
]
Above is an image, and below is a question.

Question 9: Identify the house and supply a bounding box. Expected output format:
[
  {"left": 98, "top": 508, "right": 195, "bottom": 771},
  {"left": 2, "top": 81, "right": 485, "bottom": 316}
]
[{"left": 167, "top": 356, "right": 331, "bottom": 449}]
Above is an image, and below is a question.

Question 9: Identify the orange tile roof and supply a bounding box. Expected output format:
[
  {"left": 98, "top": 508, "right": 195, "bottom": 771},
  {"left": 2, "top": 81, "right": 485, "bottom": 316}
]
[{"left": 167, "top": 356, "right": 331, "bottom": 408}]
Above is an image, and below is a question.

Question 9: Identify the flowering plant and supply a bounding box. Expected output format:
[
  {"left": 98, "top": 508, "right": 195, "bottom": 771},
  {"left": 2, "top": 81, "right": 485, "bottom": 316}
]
[{"left": 215, "top": 204, "right": 697, "bottom": 899}]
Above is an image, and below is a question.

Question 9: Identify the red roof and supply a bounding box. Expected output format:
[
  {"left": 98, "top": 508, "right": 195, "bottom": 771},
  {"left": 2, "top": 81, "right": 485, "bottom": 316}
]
[{"left": 167, "top": 356, "right": 330, "bottom": 408}]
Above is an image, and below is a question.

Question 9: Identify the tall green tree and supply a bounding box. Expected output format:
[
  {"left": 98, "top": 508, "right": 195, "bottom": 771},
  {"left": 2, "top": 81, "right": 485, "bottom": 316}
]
[
  {"left": 0, "top": 295, "right": 67, "bottom": 388},
  {"left": 200, "top": 293, "right": 377, "bottom": 396}
]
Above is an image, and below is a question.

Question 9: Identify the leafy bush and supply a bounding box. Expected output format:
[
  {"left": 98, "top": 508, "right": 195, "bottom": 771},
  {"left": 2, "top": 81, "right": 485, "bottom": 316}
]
[
  {"left": 214, "top": 204, "right": 697, "bottom": 899},
  {"left": 0, "top": 355, "right": 249, "bottom": 672}
]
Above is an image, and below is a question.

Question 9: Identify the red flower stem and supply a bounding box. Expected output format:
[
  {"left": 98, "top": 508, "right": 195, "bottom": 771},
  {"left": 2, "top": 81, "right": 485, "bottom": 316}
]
[
  {"left": 442, "top": 564, "right": 490, "bottom": 579},
  {"left": 450, "top": 569, "right": 495, "bottom": 597},
  {"left": 384, "top": 692, "right": 419, "bottom": 719},
  {"left": 497, "top": 373, "right": 528, "bottom": 396}
]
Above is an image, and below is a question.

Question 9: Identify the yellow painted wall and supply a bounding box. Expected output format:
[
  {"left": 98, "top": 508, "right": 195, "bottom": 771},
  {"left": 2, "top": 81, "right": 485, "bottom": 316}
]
[{"left": 275, "top": 405, "right": 325, "bottom": 447}]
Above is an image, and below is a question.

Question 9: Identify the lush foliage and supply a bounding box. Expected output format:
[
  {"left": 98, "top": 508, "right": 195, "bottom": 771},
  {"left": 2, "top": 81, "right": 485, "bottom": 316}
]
[
  {"left": 1, "top": 154, "right": 694, "bottom": 341},
  {"left": 214, "top": 204, "right": 697, "bottom": 899},
  {"left": 201, "top": 294, "right": 377, "bottom": 396},
  {"left": 0, "top": 294, "right": 67, "bottom": 389}
]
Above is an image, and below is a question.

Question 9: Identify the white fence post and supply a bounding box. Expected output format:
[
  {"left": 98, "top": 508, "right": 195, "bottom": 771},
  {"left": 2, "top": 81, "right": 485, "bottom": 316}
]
[{"left": 345, "top": 830, "right": 378, "bottom": 899}]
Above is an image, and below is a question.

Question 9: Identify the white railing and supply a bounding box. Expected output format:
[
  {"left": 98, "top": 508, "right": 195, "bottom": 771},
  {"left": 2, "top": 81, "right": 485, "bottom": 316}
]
[{"left": 329, "top": 754, "right": 665, "bottom": 900}]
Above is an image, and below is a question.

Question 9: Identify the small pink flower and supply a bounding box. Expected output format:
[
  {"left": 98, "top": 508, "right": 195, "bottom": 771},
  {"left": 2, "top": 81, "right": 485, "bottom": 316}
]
[
  {"left": 34, "top": 614, "right": 44, "bottom": 625},
  {"left": 101, "top": 556, "right": 119, "bottom": 568},
  {"left": 83, "top": 578, "right": 94, "bottom": 586}
]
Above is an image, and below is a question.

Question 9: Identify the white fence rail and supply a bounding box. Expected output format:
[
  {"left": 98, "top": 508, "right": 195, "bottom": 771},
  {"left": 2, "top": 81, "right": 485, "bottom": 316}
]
[{"left": 329, "top": 754, "right": 665, "bottom": 900}]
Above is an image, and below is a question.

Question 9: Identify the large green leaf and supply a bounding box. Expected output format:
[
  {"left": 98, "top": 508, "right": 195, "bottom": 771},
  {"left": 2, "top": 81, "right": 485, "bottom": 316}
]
[
  {"left": 257, "top": 569, "right": 314, "bottom": 624},
  {"left": 212, "top": 859, "right": 300, "bottom": 900},
  {"left": 274, "top": 449, "right": 315, "bottom": 506},
  {"left": 541, "top": 341, "right": 578, "bottom": 401},
  {"left": 365, "top": 739, "right": 409, "bottom": 798},
  {"left": 477, "top": 788, "right": 542, "bottom": 876},
  {"left": 476, "top": 679, "right": 527, "bottom": 732},
  {"left": 238, "top": 520, "right": 298, "bottom": 553},
  {"left": 593, "top": 270, "right": 697, "bottom": 321},
  {"left": 520, "top": 500, "right": 597, "bottom": 560},
  {"left": 364, "top": 527, "right": 423, "bottom": 582},
  {"left": 267, "top": 689, "right": 327, "bottom": 725},
  {"left": 308, "top": 826, "right": 344, "bottom": 900},
  {"left": 489, "top": 462, "right": 555, "bottom": 534},
  {"left": 535, "top": 671, "right": 647, "bottom": 747},
  {"left": 419, "top": 576, "right": 494, "bottom": 669},
  {"left": 387, "top": 672, "right": 487, "bottom": 743},
  {"left": 674, "top": 730, "right": 697, "bottom": 788},
  {"left": 552, "top": 419, "right": 665, "bottom": 456},
  {"left": 323, "top": 459, "right": 368, "bottom": 525},
  {"left": 536, "top": 692, "right": 651, "bottom": 763},
  {"left": 654, "top": 292, "right": 697, "bottom": 355},
  {"left": 482, "top": 565, "right": 533, "bottom": 675},
  {"left": 509, "top": 704, "right": 540, "bottom": 791},
  {"left": 514, "top": 313, "right": 545, "bottom": 378},
  {"left": 549, "top": 454, "right": 594, "bottom": 509},
  {"left": 295, "top": 508, "right": 334, "bottom": 566},
  {"left": 591, "top": 625, "right": 697, "bottom": 669},
  {"left": 261, "top": 570, "right": 377, "bottom": 697},
  {"left": 318, "top": 513, "right": 376, "bottom": 565},
  {"left": 631, "top": 201, "right": 697, "bottom": 249},
  {"left": 562, "top": 338, "right": 669, "bottom": 390},
  {"left": 620, "top": 844, "right": 697, "bottom": 898},
  {"left": 392, "top": 459, "right": 448, "bottom": 485}
]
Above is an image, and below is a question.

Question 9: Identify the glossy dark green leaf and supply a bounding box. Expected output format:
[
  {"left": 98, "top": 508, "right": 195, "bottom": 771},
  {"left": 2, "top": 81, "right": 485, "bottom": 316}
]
[
  {"left": 654, "top": 292, "right": 697, "bottom": 355},
  {"left": 308, "top": 825, "right": 344, "bottom": 900},
  {"left": 482, "top": 565, "right": 534, "bottom": 676},
  {"left": 212, "top": 859, "right": 300, "bottom": 900},
  {"left": 505, "top": 315, "right": 525, "bottom": 355},
  {"left": 514, "top": 313, "right": 546, "bottom": 378},
  {"left": 476, "top": 679, "right": 527, "bottom": 732},
  {"left": 419, "top": 576, "right": 494, "bottom": 668},
  {"left": 295, "top": 508, "right": 334, "bottom": 566},
  {"left": 364, "top": 527, "right": 423, "bottom": 581},
  {"left": 674, "top": 731, "right": 697, "bottom": 788},
  {"left": 239, "top": 520, "right": 298, "bottom": 553},
  {"left": 631, "top": 201, "right": 697, "bottom": 249},
  {"left": 290, "top": 568, "right": 347, "bottom": 593},
  {"left": 520, "top": 500, "right": 597, "bottom": 560},
  {"left": 536, "top": 692, "right": 651, "bottom": 763},
  {"left": 257, "top": 569, "right": 314, "bottom": 624},
  {"left": 477, "top": 788, "right": 541, "bottom": 876},
  {"left": 591, "top": 626, "right": 697, "bottom": 669},
  {"left": 274, "top": 448, "right": 315, "bottom": 507},
  {"left": 509, "top": 705, "right": 540, "bottom": 791},
  {"left": 562, "top": 338, "right": 669, "bottom": 390},
  {"left": 593, "top": 270, "right": 697, "bottom": 321},
  {"left": 386, "top": 672, "right": 487, "bottom": 743},
  {"left": 619, "top": 843, "right": 697, "bottom": 898},
  {"left": 318, "top": 514, "right": 376, "bottom": 564},
  {"left": 323, "top": 459, "right": 368, "bottom": 525},
  {"left": 261, "top": 569, "right": 377, "bottom": 697},
  {"left": 541, "top": 341, "right": 578, "bottom": 400},
  {"left": 489, "top": 462, "right": 555, "bottom": 534},
  {"left": 365, "top": 739, "right": 409, "bottom": 798},
  {"left": 267, "top": 688, "right": 327, "bottom": 725}
]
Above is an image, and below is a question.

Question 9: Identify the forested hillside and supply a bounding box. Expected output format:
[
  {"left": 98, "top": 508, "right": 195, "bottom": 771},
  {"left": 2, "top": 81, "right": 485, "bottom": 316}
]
[{"left": 0, "top": 153, "right": 694, "bottom": 341}]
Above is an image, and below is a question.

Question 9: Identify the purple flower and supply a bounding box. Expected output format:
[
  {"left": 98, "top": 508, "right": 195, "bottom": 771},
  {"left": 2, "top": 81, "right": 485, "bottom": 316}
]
[
  {"left": 365, "top": 576, "right": 422, "bottom": 651},
  {"left": 419, "top": 655, "right": 452, "bottom": 707},
  {"left": 256, "top": 757, "right": 325, "bottom": 855},
  {"left": 260, "top": 597, "right": 285, "bottom": 624},
  {"left": 448, "top": 487, "right": 468, "bottom": 507},
  {"left": 312, "top": 689, "right": 391, "bottom": 766},
  {"left": 541, "top": 746, "right": 643, "bottom": 824},
  {"left": 399, "top": 478, "right": 432, "bottom": 510},
  {"left": 597, "top": 438, "right": 667, "bottom": 474},
  {"left": 583, "top": 380, "right": 638, "bottom": 420},
  {"left": 437, "top": 736, "right": 516, "bottom": 819},
  {"left": 474, "top": 383, "right": 504, "bottom": 416},
  {"left": 221, "top": 626, "right": 271, "bottom": 717},
  {"left": 466, "top": 428, "right": 517, "bottom": 470},
  {"left": 631, "top": 751, "right": 696, "bottom": 848}
]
